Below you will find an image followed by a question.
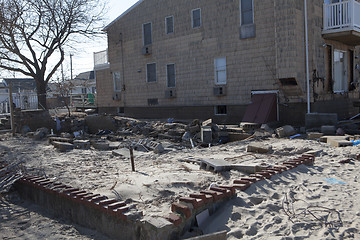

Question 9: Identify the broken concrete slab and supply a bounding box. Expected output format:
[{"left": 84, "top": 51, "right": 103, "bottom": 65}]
[
  {"left": 33, "top": 127, "right": 49, "bottom": 140},
  {"left": 307, "top": 132, "right": 324, "bottom": 140},
  {"left": 49, "top": 137, "right": 73, "bottom": 144},
  {"left": 112, "top": 148, "right": 142, "bottom": 158},
  {"left": 247, "top": 143, "right": 272, "bottom": 153},
  {"left": 91, "top": 141, "right": 110, "bottom": 151},
  {"left": 276, "top": 125, "right": 296, "bottom": 138},
  {"left": 327, "top": 138, "right": 353, "bottom": 147},
  {"left": 202, "top": 119, "right": 212, "bottom": 127},
  {"left": 52, "top": 141, "right": 74, "bottom": 152},
  {"left": 85, "top": 115, "right": 117, "bottom": 134},
  {"left": 109, "top": 142, "right": 121, "bottom": 150}
]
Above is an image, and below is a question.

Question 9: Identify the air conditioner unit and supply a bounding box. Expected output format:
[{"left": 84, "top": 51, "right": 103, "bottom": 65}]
[
  {"left": 165, "top": 89, "right": 176, "bottom": 98},
  {"left": 141, "top": 46, "right": 152, "bottom": 55},
  {"left": 112, "top": 92, "right": 121, "bottom": 101},
  {"left": 214, "top": 86, "right": 226, "bottom": 96}
]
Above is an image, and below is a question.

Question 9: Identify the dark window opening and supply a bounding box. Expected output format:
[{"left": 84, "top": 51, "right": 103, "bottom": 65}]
[
  {"left": 327, "top": 45, "right": 333, "bottom": 92},
  {"left": 192, "top": 9, "right": 201, "bottom": 28},
  {"left": 146, "top": 63, "right": 157, "bottom": 82},
  {"left": 167, "top": 64, "right": 176, "bottom": 87},
  {"left": 279, "top": 78, "right": 298, "bottom": 86},
  {"left": 148, "top": 98, "right": 159, "bottom": 106},
  {"left": 118, "top": 107, "right": 125, "bottom": 114},
  {"left": 215, "top": 105, "right": 227, "bottom": 115},
  {"left": 241, "top": 0, "right": 253, "bottom": 25},
  {"left": 143, "top": 22, "right": 152, "bottom": 46},
  {"left": 350, "top": 50, "right": 355, "bottom": 91},
  {"left": 166, "top": 16, "right": 174, "bottom": 34}
]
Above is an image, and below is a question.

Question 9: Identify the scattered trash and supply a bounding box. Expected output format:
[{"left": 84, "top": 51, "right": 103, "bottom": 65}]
[
  {"left": 289, "top": 134, "right": 301, "bottom": 139},
  {"left": 324, "top": 178, "right": 346, "bottom": 185}
]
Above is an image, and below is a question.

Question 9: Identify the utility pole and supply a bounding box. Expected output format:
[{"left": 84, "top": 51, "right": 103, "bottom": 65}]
[
  {"left": 61, "top": 63, "right": 65, "bottom": 82},
  {"left": 70, "top": 54, "right": 73, "bottom": 80}
]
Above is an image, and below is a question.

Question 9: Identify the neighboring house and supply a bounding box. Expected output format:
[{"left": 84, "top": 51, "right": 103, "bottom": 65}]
[
  {"left": 0, "top": 78, "right": 38, "bottom": 111},
  {"left": 95, "top": 0, "right": 360, "bottom": 124},
  {"left": 71, "top": 71, "right": 97, "bottom": 95}
]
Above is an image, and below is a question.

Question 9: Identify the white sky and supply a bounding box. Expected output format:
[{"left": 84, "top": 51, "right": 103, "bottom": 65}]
[{"left": 69, "top": 0, "right": 139, "bottom": 77}]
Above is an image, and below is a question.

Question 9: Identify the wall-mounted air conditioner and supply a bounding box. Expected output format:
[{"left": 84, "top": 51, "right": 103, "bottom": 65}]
[
  {"left": 214, "top": 86, "right": 226, "bottom": 96},
  {"left": 165, "top": 89, "right": 176, "bottom": 98},
  {"left": 141, "top": 46, "right": 152, "bottom": 55}
]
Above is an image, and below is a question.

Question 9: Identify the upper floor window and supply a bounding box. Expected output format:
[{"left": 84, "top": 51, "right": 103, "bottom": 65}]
[
  {"left": 167, "top": 64, "right": 176, "bottom": 88},
  {"left": 165, "top": 16, "right": 174, "bottom": 34},
  {"left": 192, "top": 8, "right": 201, "bottom": 28},
  {"left": 113, "top": 72, "right": 121, "bottom": 92},
  {"left": 214, "top": 57, "right": 227, "bottom": 85},
  {"left": 240, "top": 0, "right": 254, "bottom": 25},
  {"left": 146, "top": 63, "right": 157, "bottom": 83},
  {"left": 143, "top": 22, "right": 152, "bottom": 46}
]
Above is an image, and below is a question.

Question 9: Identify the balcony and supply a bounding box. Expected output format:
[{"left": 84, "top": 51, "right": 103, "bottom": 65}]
[
  {"left": 93, "top": 49, "right": 110, "bottom": 70},
  {"left": 322, "top": 0, "right": 360, "bottom": 46}
]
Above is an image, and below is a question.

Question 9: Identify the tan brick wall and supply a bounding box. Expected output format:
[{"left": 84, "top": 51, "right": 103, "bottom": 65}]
[{"left": 96, "top": 0, "right": 359, "bottom": 112}]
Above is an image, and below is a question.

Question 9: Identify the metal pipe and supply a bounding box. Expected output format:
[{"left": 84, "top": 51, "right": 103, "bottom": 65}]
[{"left": 305, "top": 0, "right": 311, "bottom": 114}]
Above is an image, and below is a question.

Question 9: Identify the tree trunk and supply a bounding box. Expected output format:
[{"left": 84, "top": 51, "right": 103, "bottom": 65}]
[{"left": 36, "top": 80, "right": 47, "bottom": 110}]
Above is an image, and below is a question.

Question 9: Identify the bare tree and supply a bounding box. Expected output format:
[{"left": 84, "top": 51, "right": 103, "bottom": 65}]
[
  {"left": 0, "top": 0, "right": 105, "bottom": 109},
  {"left": 53, "top": 77, "right": 74, "bottom": 117}
]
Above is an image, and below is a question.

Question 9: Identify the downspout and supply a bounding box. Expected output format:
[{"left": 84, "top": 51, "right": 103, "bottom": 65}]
[
  {"left": 120, "top": 33, "right": 126, "bottom": 108},
  {"left": 304, "top": 0, "right": 311, "bottom": 114}
]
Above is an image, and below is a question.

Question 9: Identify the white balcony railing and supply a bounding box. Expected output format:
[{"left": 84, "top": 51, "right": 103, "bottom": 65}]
[
  {"left": 93, "top": 49, "right": 109, "bottom": 70},
  {"left": 323, "top": 0, "right": 360, "bottom": 32}
]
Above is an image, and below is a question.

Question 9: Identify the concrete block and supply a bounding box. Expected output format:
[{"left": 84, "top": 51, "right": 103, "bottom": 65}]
[
  {"left": 327, "top": 138, "right": 353, "bottom": 147},
  {"left": 307, "top": 132, "right": 323, "bottom": 140},
  {"left": 52, "top": 141, "right": 74, "bottom": 152},
  {"left": 276, "top": 125, "right": 296, "bottom": 138},
  {"left": 199, "top": 158, "right": 232, "bottom": 172},
  {"left": 201, "top": 127, "right": 212, "bottom": 143},
  {"left": 246, "top": 143, "right": 272, "bottom": 153},
  {"left": 145, "top": 141, "right": 164, "bottom": 154},
  {"left": 305, "top": 113, "right": 338, "bottom": 128},
  {"left": 321, "top": 125, "right": 336, "bottom": 135}
]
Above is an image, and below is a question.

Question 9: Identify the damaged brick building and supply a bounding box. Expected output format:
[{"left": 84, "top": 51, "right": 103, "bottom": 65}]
[{"left": 95, "top": 0, "right": 360, "bottom": 124}]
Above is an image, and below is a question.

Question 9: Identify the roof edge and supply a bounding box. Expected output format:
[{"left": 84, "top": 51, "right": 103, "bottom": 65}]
[{"left": 103, "top": 0, "right": 145, "bottom": 31}]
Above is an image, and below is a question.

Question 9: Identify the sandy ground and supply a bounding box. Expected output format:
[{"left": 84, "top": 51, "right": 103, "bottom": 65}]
[{"left": 1, "top": 132, "right": 360, "bottom": 239}]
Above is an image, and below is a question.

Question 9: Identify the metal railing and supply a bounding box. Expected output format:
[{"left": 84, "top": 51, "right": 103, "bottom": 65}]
[
  {"left": 323, "top": 0, "right": 360, "bottom": 31},
  {"left": 70, "top": 93, "right": 97, "bottom": 109},
  {"left": 0, "top": 93, "right": 38, "bottom": 113},
  {"left": 94, "top": 49, "right": 109, "bottom": 69}
]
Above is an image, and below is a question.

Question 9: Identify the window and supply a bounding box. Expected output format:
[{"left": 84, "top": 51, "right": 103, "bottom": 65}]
[
  {"left": 215, "top": 105, "right": 227, "bottom": 115},
  {"left": 146, "top": 63, "right": 157, "bottom": 83},
  {"left": 143, "top": 22, "right": 152, "bottom": 46},
  {"left": 192, "top": 8, "right": 201, "bottom": 28},
  {"left": 167, "top": 64, "right": 176, "bottom": 88},
  {"left": 118, "top": 107, "right": 125, "bottom": 114},
  {"left": 91, "top": 87, "right": 96, "bottom": 94},
  {"left": 240, "top": 0, "right": 253, "bottom": 25},
  {"left": 81, "top": 88, "right": 87, "bottom": 94},
  {"left": 113, "top": 72, "right": 121, "bottom": 92},
  {"left": 214, "top": 57, "right": 227, "bottom": 85},
  {"left": 165, "top": 16, "right": 174, "bottom": 34}
]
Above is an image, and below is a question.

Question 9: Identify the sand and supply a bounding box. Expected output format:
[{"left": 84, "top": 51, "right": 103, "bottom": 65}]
[{"left": 0, "top": 133, "right": 360, "bottom": 239}]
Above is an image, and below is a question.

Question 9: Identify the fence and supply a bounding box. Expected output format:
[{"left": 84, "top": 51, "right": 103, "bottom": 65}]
[
  {"left": 0, "top": 93, "right": 38, "bottom": 113},
  {"left": 70, "top": 93, "right": 97, "bottom": 109}
]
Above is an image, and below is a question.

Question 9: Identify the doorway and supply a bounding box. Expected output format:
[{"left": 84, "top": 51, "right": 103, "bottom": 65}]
[{"left": 333, "top": 49, "right": 348, "bottom": 92}]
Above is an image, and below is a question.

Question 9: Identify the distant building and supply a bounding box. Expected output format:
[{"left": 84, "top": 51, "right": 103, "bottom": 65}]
[
  {"left": 95, "top": 0, "right": 360, "bottom": 124},
  {"left": 71, "top": 71, "right": 96, "bottom": 95}
]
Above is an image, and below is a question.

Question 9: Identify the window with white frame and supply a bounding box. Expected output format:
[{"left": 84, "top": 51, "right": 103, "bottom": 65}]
[
  {"left": 214, "top": 57, "right": 227, "bottom": 85},
  {"left": 113, "top": 72, "right": 121, "bottom": 92},
  {"left": 167, "top": 64, "right": 176, "bottom": 88},
  {"left": 165, "top": 16, "right": 174, "bottom": 34},
  {"left": 146, "top": 63, "right": 157, "bottom": 83},
  {"left": 240, "top": 0, "right": 254, "bottom": 25},
  {"left": 192, "top": 8, "right": 201, "bottom": 28},
  {"left": 143, "top": 22, "right": 152, "bottom": 46}
]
